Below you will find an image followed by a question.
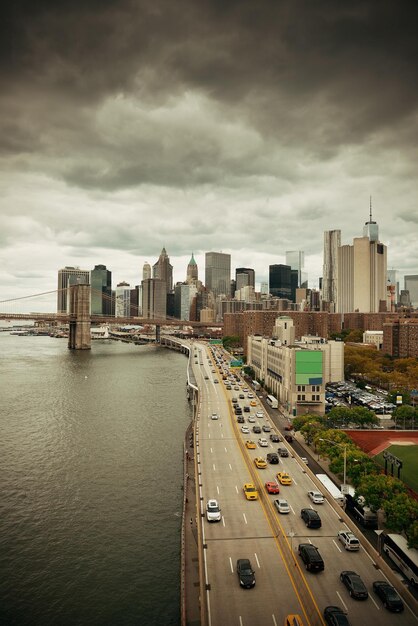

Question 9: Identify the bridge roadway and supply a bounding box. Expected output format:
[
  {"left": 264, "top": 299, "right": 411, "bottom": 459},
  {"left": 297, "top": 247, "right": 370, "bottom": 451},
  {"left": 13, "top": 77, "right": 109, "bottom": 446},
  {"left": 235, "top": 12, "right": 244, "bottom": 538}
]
[{"left": 190, "top": 342, "right": 418, "bottom": 626}]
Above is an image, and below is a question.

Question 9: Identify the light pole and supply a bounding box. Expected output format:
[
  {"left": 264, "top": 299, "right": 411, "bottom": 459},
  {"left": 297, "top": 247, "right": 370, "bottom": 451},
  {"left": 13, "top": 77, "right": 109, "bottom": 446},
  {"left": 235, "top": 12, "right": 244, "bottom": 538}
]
[{"left": 319, "top": 438, "right": 347, "bottom": 490}]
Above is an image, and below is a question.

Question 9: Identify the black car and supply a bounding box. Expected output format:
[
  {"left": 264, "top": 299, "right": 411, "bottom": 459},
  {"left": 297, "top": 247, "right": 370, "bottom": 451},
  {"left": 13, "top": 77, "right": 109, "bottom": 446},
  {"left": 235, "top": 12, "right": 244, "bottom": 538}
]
[
  {"left": 270, "top": 433, "right": 281, "bottom": 442},
  {"left": 300, "top": 508, "right": 322, "bottom": 529},
  {"left": 340, "top": 571, "right": 368, "bottom": 600},
  {"left": 266, "top": 452, "right": 279, "bottom": 464},
  {"left": 243, "top": 406, "right": 250, "bottom": 412},
  {"left": 372, "top": 581, "right": 404, "bottom": 612},
  {"left": 252, "top": 425, "right": 262, "bottom": 434},
  {"left": 278, "top": 447, "right": 289, "bottom": 457},
  {"left": 323, "top": 606, "right": 351, "bottom": 626},
  {"left": 234, "top": 406, "right": 242, "bottom": 414},
  {"left": 298, "top": 543, "right": 324, "bottom": 572},
  {"left": 236, "top": 558, "right": 256, "bottom": 588},
  {"left": 237, "top": 416, "right": 245, "bottom": 423}
]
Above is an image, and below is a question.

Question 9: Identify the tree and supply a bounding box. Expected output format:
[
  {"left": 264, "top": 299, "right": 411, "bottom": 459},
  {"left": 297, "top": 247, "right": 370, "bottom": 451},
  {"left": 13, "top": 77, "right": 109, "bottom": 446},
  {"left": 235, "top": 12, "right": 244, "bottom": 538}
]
[
  {"left": 345, "top": 329, "right": 364, "bottom": 343},
  {"left": 406, "top": 520, "right": 418, "bottom": 549},
  {"left": 393, "top": 405, "right": 415, "bottom": 421},
  {"left": 383, "top": 493, "right": 418, "bottom": 535},
  {"left": 222, "top": 335, "right": 240, "bottom": 349},
  {"left": 356, "top": 474, "right": 407, "bottom": 511},
  {"left": 351, "top": 407, "right": 378, "bottom": 427}
]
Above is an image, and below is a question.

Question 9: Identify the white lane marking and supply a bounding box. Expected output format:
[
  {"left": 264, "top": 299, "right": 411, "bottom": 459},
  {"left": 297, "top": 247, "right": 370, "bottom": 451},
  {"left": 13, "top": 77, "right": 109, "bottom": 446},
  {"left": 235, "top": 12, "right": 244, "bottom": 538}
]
[
  {"left": 292, "top": 477, "right": 298, "bottom": 486},
  {"left": 243, "top": 513, "right": 248, "bottom": 524},
  {"left": 369, "top": 594, "right": 380, "bottom": 610},
  {"left": 336, "top": 591, "right": 347, "bottom": 611},
  {"left": 210, "top": 448, "right": 213, "bottom": 453},
  {"left": 221, "top": 433, "right": 224, "bottom": 438},
  {"left": 254, "top": 553, "right": 260, "bottom": 568},
  {"left": 224, "top": 447, "right": 228, "bottom": 452},
  {"left": 289, "top": 504, "right": 296, "bottom": 515},
  {"left": 208, "top": 434, "right": 211, "bottom": 439},
  {"left": 363, "top": 549, "right": 376, "bottom": 564},
  {"left": 235, "top": 485, "right": 239, "bottom": 493},
  {"left": 216, "top": 485, "right": 220, "bottom": 494},
  {"left": 333, "top": 539, "right": 342, "bottom": 552},
  {"left": 272, "top": 615, "right": 278, "bottom": 626},
  {"left": 239, "top": 617, "right": 243, "bottom": 626},
  {"left": 222, "top": 516, "right": 225, "bottom": 527},
  {"left": 213, "top": 464, "right": 216, "bottom": 471},
  {"left": 229, "top": 557, "right": 234, "bottom": 573},
  {"left": 229, "top": 464, "right": 232, "bottom": 470}
]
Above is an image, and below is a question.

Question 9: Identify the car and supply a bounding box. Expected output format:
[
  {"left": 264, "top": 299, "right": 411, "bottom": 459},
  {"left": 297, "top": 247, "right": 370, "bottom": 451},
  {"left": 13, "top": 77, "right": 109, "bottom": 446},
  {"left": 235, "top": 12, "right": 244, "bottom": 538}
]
[
  {"left": 300, "top": 457, "right": 309, "bottom": 465},
  {"left": 252, "top": 425, "right": 262, "bottom": 434},
  {"left": 266, "top": 452, "right": 279, "bottom": 464},
  {"left": 214, "top": 379, "right": 219, "bottom": 383},
  {"left": 239, "top": 393, "right": 245, "bottom": 399},
  {"left": 241, "top": 426, "right": 250, "bottom": 434},
  {"left": 258, "top": 437, "right": 268, "bottom": 447},
  {"left": 243, "top": 483, "right": 258, "bottom": 500},
  {"left": 278, "top": 447, "right": 289, "bottom": 457},
  {"left": 237, "top": 416, "right": 245, "bottom": 423},
  {"left": 211, "top": 369, "right": 216, "bottom": 373},
  {"left": 270, "top": 433, "right": 281, "bottom": 442},
  {"left": 206, "top": 499, "right": 222, "bottom": 522},
  {"left": 243, "top": 406, "right": 250, "bottom": 412},
  {"left": 277, "top": 472, "right": 292, "bottom": 485},
  {"left": 323, "top": 606, "right": 351, "bottom": 626},
  {"left": 298, "top": 543, "right": 324, "bottom": 572},
  {"left": 234, "top": 406, "right": 242, "bottom": 414},
  {"left": 372, "top": 580, "right": 404, "bottom": 612},
  {"left": 225, "top": 384, "right": 231, "bottom": 389},
  {"left": 274, "top": 498, "right": 290, "bottom": 514},
  {"left": 265, "top": 481, "right": 280, "bottom": 494},
  {"left": 254, "top": 457, "right": 267, "bottom": 469},
  {"left": 247, "top": 392, "right": 254, "bottom": 398},
  {"left": 211, "top": 413, "right": 219, "bottom": 420},
  {"left": 250, "top": 400, "right": 257, "bottom": 407},
  {"left": 248, "top": 416, "right": 256, "bottom": 423},
  {"left": 234, "top": 386, "right": 240, "bottom": 390},
  {"left": 262, "top": 424, "right": 271, "bottom": 433},
  {"left": 308, "top": 490, "right": 324, "bottom": 504},
  {"left": 204, "top": 375, "right": 209, "bottom": 380},
  {"left": 256, "top": 411, "right": 264, "bottom": 418},
  {"left": 232, "top": 397, "right": 238, "bottom": 403},
  {"left": 337, "top": 530, "right": 360, "bottom": 551},
  {"left": 284, "top": 424, "right": 293, "bottom": 431},
  {"left": 236, "top": 558, "right": 256, "bottom": 588},
  {"left": 339, "top": 570, "right": 368, "bottom": 600},
  {"left": 300, "top": 508, "right": 321, "bottom": 528},
  {"left": 284, "top": 434, "right": 293, "bottom": 442},
  {"left": 242, "top": 387, "right": 249, "bottom": 393},
  {"left": 245, "top": 440, "right": 257, "bottom": 449}
]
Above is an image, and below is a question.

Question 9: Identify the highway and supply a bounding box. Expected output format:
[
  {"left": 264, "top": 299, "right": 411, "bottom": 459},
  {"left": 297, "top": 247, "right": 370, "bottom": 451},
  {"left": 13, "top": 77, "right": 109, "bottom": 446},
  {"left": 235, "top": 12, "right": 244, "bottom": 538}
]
[{"left": 191, "top": 342, "right": 418, "bottom": 626}]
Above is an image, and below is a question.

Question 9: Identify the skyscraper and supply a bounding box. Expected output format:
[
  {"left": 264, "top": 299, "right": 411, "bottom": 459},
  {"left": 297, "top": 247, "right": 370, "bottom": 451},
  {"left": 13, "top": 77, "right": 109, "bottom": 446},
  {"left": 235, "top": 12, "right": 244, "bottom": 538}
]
[
  {"left": 142, "top": 278, "right": 167, "bottom": 319},
  {"left": 235, "top": 268, "right": 255, "bottom": 292},
  {"left": 153, "top": 248, "right": 173, "bottom": 293},
  {"left": 115, "top": 282, "right": 131, "bottom": 317},
  {"left": 205, "top": 252, "right": 231, "bottom": 298},
  {"left": 285, "top": 252, "right": 306, "bottom": 288},
  {"left": 269, "top": 265, "right": 292, "bottom": 300},
  {"left": 143, "top": 262, "right": 151, "bottom": 281},
  {"left": 57, "top": 266, "right": 90, "bottom": 314},
  {"left": 322, "top": 230, "right": 341, "bottom": 310},
  {"left": 337, "top": 210, "right": 387, "bottom": 313},
  {"left": 90, "top": 264, "right": 112, "bottom": 316},
  {"left": 186, "top": 253, "right": 198, "bottom": 283},
  {"left": 404, "top": 275, "right": 418, "bottom": 307}
]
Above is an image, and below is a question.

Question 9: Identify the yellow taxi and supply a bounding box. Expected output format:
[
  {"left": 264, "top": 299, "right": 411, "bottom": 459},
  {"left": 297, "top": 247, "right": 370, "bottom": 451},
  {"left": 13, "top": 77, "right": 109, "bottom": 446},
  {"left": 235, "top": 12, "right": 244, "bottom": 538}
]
[
  {"left": 243, "top": 483, "right": 259, "bottom": 500},
  {"left": 254, "top": 457, "right": 267, "bottom": 469},
  {"left": 250, "top": 400, "right": 257, "bottom": 407},
  {"left": 277, "top": 472, "right": 292, "bottom": 485},
  {"left": 245, "top": 440, "right": 257, "bottom": 449}
]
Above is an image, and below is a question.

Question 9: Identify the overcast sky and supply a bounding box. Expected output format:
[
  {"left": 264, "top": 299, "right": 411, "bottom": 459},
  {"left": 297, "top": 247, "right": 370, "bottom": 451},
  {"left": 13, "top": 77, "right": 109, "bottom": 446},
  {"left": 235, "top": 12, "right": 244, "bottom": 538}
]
[{"left": 1, "top": 0, "right": 417, "bottom": 312}]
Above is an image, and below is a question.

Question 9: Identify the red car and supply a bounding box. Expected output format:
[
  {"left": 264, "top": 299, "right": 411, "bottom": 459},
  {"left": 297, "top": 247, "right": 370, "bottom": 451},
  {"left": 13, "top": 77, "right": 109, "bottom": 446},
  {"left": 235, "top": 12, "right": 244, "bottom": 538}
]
[{"left": 265, "top": 481, "right": 280, "bottom": 494}]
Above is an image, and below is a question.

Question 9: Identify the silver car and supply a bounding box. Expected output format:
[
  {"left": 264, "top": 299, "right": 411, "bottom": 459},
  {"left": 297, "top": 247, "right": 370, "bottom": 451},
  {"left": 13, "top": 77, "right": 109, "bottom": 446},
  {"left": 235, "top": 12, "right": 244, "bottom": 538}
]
[{"left": 274, "top": 498, "right": 290, "bottom": 514}]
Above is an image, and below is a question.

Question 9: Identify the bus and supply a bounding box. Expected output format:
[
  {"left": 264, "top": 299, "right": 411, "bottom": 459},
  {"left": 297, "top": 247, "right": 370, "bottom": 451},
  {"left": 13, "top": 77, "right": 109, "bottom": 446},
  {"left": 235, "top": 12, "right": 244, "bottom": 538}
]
[
  {"left": 315, "top": 474, "right": 345, "bottom": 507},
  {"left": 266, "top": 394, "right": 278, "bottom": 409},
  {"left": 382, "top": 533, "right": 418, "bottom": 587},
  {"left": 252, "top": 380, "right": 261, "bottom": 391}
]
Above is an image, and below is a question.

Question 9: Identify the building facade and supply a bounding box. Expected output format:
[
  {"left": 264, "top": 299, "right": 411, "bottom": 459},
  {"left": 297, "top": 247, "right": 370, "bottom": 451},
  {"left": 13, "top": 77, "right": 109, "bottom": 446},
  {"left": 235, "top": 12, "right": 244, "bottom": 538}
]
[
  {"left": 205, "top": 252, "right": 231, "bottom": 298},
  {"left": 90, "top": 264, "right": 112, "bottom": 316},
  {"left": 322, "top": 230, "right": 341, "bottom": 310},
  {"left": 141, "top": 278, "right": 167, "bottom": 319},
  {"left": 404, "top": 275, "right": 418, "bottom": 308},
  {"left": 57, "top": 266, "right": 90, "bottom": 314},
  {"left": 115, "top": 282, "right": 131, "bottom": 317},
  {"left": 153, "top": 247, "right": 173, "bottom": 293},
  {"left": 236, "top": 267, "right": 255, "bottom": 292}
]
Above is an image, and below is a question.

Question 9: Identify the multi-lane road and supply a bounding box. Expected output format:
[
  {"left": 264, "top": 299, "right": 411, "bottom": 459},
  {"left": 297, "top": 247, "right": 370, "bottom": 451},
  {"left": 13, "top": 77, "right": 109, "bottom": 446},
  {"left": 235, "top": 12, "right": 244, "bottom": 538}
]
[{"left": 191, "top": 343, "right": 418, "bottom": 626}]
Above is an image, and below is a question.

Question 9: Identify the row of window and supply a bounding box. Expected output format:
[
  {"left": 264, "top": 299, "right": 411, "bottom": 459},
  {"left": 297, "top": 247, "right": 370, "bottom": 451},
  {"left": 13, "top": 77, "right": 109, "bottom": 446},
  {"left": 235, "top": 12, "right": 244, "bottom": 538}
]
[
  {"left": 297, "top": 394, "right": 321, "bottom": 402},
  {"left": 297, "top": 385, "right": 320, "bottom": 392}
]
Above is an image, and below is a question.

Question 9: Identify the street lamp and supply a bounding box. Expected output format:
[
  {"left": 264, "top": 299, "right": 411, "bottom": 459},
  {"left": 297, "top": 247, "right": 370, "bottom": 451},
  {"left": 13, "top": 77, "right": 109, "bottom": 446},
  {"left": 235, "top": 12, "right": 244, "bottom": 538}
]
[{"left": 319, "top": 438, "right": 347, "bottom": 490}]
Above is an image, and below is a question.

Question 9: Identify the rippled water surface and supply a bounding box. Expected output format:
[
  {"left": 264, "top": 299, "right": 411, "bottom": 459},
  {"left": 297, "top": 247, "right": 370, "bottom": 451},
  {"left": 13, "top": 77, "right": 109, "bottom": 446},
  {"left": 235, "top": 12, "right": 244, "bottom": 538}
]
[{"left": 0, "top": 334, "right": 191, "bottom": 626}]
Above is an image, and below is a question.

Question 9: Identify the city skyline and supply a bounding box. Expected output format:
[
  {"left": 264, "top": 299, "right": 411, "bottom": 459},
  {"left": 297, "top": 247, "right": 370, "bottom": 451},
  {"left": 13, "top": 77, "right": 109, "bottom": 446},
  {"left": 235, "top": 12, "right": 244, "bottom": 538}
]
[{"left": 0, "top": 1, "right": 417, "bottom": 310}]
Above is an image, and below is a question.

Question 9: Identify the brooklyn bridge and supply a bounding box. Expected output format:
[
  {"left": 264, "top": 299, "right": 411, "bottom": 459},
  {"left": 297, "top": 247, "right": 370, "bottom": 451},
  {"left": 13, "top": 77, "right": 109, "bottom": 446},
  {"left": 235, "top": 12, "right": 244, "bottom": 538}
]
[{"left": 0, "top": 284, "right": 223, "bottom": 349}]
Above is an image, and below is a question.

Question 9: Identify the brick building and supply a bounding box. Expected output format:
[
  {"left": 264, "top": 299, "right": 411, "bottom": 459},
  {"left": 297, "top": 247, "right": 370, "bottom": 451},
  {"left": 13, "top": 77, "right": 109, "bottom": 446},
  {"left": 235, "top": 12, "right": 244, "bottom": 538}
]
[{"left": 383, "top": 318, "right": 418, "bottom": 358}]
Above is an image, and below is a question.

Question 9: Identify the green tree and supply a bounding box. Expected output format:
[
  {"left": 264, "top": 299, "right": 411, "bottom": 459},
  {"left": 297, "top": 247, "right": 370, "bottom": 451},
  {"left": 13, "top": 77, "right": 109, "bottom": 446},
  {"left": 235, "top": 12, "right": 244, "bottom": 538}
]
[
  {"left": 222, "top": 335, "right": 240, "bottom": 349},
  {"left": 393, "top": 405, "right": 415, "bottom": 420},
  {"left": 383, "top": 493, "right": 418, "bottom": 534},
  {"left": 345, "top": 329, "right": 364, "bottom": 343},
  {"left": 351, "top": 407, "right": 378, "bottom": 427},
  {"left": 406, "top": 520, "right": 418, "bottom": 549},
  {"left": 357, "top": 474, "right": 407, "bottom": 511},
  {"left": 388, "top": 390, "right": 411, "bottom": 406}
]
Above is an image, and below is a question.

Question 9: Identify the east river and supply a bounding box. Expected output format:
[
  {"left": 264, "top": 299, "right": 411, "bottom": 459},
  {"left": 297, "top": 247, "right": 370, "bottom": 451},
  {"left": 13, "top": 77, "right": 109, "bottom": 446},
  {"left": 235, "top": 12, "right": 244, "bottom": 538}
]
[{"left": 0, "top": 332, "right": 191, "bottom": 626}]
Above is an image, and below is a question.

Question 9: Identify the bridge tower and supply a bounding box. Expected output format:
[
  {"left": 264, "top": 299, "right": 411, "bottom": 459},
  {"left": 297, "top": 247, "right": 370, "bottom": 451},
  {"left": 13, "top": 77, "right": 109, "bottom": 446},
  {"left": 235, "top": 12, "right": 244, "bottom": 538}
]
[{"left": 68, "top": 284, "right": 91, "bottom": 350}]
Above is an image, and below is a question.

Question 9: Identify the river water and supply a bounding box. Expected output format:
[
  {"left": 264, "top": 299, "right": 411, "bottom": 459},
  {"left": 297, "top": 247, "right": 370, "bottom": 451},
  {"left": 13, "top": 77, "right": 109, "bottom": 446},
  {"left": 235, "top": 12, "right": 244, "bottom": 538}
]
[{"left": 0, "top": 333, "right": 191, "bottom": 626}]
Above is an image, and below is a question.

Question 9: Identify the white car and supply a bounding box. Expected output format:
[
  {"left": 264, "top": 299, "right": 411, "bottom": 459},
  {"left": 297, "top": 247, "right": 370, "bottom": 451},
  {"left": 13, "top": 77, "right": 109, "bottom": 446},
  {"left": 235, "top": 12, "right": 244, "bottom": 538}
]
[
  {"left": 241, "top": 426, "right": 250, "bottom": 434},
  {"left": 274, "top": 498, "right": 290, "bottom": 514},
  {"left": 308, "top": 490, "right": 325, "bottom": 504},
  {"left": 211, "top": 413, "right": 219, "bottom": 420},
  {"left": 247, "top": 393, "right": 254, "bottom": 398},
  {"left": 301, "top": 457, "right": 309, "bottom": 465},
  {"left": 206, "top": 499, "right": 222, "bottom": 522},
  {"left": 258, "top": 438, "right": 268, "bottom": 447},
  {"left": 256, "top": 411, "right": 264, "bottom": 418},
  {"left": 337, "top": 530, "right": 360, "bottom": 551},
  {"left": 248, "top": 416, "right": 256, "bottom": 423}
]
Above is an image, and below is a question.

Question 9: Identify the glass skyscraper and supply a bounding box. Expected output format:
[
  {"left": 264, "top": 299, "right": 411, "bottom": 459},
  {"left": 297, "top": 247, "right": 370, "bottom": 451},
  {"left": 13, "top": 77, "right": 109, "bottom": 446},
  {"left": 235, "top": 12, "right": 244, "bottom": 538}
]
[{"left": 205, "top": 252, "right": 231, "bottom": 298}]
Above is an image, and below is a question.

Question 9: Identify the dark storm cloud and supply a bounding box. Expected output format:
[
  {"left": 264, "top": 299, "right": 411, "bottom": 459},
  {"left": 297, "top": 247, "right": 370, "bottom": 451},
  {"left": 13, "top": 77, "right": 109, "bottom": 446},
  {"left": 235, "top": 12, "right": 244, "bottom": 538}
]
[{"left": 1, "top": 0, "right": 417, "bottom": 192}]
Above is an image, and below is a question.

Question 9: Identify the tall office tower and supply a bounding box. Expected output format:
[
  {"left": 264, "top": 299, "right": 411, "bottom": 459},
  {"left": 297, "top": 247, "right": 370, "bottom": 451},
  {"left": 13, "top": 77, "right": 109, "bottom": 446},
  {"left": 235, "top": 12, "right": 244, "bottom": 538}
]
[
  {"left": 143, "top": 262, "right": 151, "bottom": 281},
  {"left": 205, "top": 252, "right": 231, "bottom": 298},
  {"left": 260, "top": 282, "right": 269, "bottom": 295},
  {"left": 153, "top": 247, "right": 173, "bottom": 293},
  {"left": 186, "top": 253, "right": 198, "bottom": 283},
  {"left": 115, "top": 282, "right": 131, "bottom": 317},
  {"left": 337, "top": 211, "right": 387, "bottom": 313},
  {"left": 142, "top": 278, "right": 167, "bottom": 319},
  {"left": 236, "top": 268, "right": 255, "bottom": 292},
  {"left": 174, "top": 282, "right": 198, "bottom": 321},
  {"left": 90, "top": 264, "right": 112, "bottom": 316},
  {"left": 387, "top": 269, "right": 399, "bottom": 303},
  {"left": 285, "top": 252, "right": 306, "bottom": 288},
  {"left": 404, "top": 275, "right": 418, "bottom": 307},
  {"left": 322, "top": 230, "right": 341, "bottom": 310},
  {"left": 269, "top": 264, "right": 292, "bottom": 300},
  {"left": 363, "top": 197, "right": 379, "bottom": 242},
  {"left": 57, "top": 266, "right": 90, "bottom": 313}
]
